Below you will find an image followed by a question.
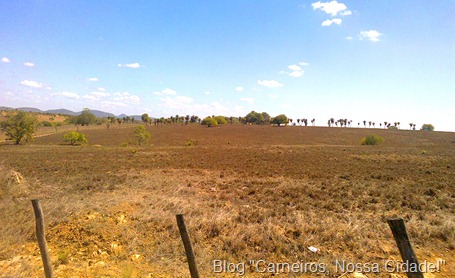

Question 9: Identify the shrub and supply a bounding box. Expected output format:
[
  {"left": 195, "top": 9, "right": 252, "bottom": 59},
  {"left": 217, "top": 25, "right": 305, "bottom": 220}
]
[
  {"left": 185, "top": 139, "right": 199, "bottom": 146},
  {"left": 63, "top": 131, "right": 87, "bottom": 145},
  {"left": 361, "top": 134, "right": 384, "bottom": 145},
  {"left": 134, "top": 125, "right": 151, "bottom": 145},
  {"left": 421, "top": 124, "right": 434, "bottom": 131},
  {"left": 388, "top": 126, "right": 398, "bottom": 130},
  {"left": 2, "top": 111, "right": 39, "bottom": 144},
  {"left": 41, "top": 120, "right": 53, "bottom": 127},
  {"left": 201, "top": 117, "right": 218, "bottom": 127}
]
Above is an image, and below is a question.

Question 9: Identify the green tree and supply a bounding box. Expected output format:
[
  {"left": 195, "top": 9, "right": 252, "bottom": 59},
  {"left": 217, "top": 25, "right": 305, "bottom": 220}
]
[
  {"left": 134, "top": 125, "right": 151, "bottom": 145},
  {"left": 63, "top": 131, "right": 87, "bottom": 145},
  {"left": 271, "top": 114, "right": 289, "bottom": 126},
  {"left": 245, "top": 111, "right": 264, "bottom": 124},
  {"left": 1, "top": 111, "right": 38, "bottom": 144},
  {"left": 201, "top": 117, "right": 218, "bottom": 127},
  {"left": 261, "top": 112, "right": 271, "bottom": 124},
  {"left": 421, "top": 124, "right": 434, "bottom": 131},
  {"left": 141, "top": 113, "right": 151, "bottom": 125},
  {"left": 213, "top": 116, "right": 227, "bottom": 125},
  {"left": 76, "top": 108, "right": 97, "bottom": 126}
]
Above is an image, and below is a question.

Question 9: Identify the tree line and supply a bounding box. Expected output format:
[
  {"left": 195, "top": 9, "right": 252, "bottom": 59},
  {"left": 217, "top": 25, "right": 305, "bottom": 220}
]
[{"left": 0, "top": 109, "right": 435, "bottom": 145}]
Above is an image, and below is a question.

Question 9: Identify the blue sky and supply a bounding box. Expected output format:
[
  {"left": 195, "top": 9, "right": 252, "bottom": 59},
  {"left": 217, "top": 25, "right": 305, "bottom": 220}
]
[{"left": 1, "top": 1, "right": 454, "bottom": 131}]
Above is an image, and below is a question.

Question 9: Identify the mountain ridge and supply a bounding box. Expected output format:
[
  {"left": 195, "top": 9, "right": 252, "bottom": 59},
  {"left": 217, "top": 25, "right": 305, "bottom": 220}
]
[{"left": 0, "top": 106, "right": 138, "bottom": 119}]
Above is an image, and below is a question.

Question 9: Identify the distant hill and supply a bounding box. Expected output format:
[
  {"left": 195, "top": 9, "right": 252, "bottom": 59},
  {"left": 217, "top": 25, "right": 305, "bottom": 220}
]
[
  {"left": 45, "top": 109, "right": 79, "bottom": 116},
  {"left": 0, "top": 106, "right": 123, "bottom": 118},
  {"left": 90, "top": 110, "right": 116, "bottom": 118},
  {"left": 16, "top": 107, "right": 43, "bottom": 113}
]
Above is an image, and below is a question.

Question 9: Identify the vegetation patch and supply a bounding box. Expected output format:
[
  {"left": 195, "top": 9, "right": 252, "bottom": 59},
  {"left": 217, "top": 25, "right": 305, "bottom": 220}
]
[
  {"left": 63, "top": 131, "right": 87, "bottom": 145},
  {"left": 361, "top": 134, "right": 385, "bottom": 145}
]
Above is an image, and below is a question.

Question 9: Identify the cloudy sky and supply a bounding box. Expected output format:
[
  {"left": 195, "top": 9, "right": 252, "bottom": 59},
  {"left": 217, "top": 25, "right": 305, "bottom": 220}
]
[{"left": 1, "top": 1, "right": 454, "bottom": 131}]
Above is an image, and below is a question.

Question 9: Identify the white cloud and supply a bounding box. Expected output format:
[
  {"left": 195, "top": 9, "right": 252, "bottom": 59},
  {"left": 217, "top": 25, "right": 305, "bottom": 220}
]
[
  {"left": 113, "top": 92, "right": 140, "bottom": 103},
  {"left": 204, "top": 91, "right": 211, "bottom": 95},
  {"left": 97, "top": 87, "right": 106, "bottom": 92},
  {"left": 287, "top": 65, "right": 305, "bottom": 77},
  {"left": 235, "top": 86, "right": 244, "bottom": 92},
  {"left": 321, "top": 18, "right": 342, "bottom": 26},
  {"left": 311, "top": 1, "right": 350, "bottom": 16},
  {"left": 240, "top": 97, "right": 255, "bottom": 104},
  {"left": 160, "top": 96, "right": 194, "bottom": 110},
  {"left": 153, "top": 88, "right": 177, "bottom": 96},
  {"left": 340, "top": 10, "right": 352, "bottom": 16},
  {"left": 20, "top": 80, "right": 44, "bottom": 88},
  {"left": 51, "top": 91, "right": 80, "bottom": 99},
  {"left": 289, "top": 71, "right": 304, "bottom": 77},
  {"left": 87, "top": 77, "right": 98, "bottom": 82},
  {"left": 257, "top": 80, "right": 283, "bottom": 88},
  {"left": 299, "top": 62, "right": 310, "bottom": 66},
  {"left": 158, "top": 96, "right": 245, "bottom": 117},
  {"left": 23, "top": 62, "right": 35, "bottom": 67},
  {"left": 345, "top": 36, "right": 353, "bottom": 40},
  {"left": 359, "top": 30, "right": 383, "bottom": 42},
  {"left": 288, "top": 65, "right": 302, "bottom": 71},
  {"left": 118, "top": 63, "right": 142, "bottom": 68},
  {"left": 1, "top": 57, "right": 10, "bottom": 63},
  {"left": 100, "top": 101, "right": 128, "bottom": 108},
  {"left": 83, "top": 91, "right": 111, "bottom": 101}
]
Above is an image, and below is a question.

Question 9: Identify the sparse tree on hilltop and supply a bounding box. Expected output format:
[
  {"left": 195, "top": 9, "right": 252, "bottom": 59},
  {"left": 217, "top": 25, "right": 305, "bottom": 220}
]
[
  {"left": 421, "top": 124, "right": 434, "bottom": 131},
  {"left": 201, "top": 116, "right": 218, "bottom": 127},
  {"left": 271, "top": 114, "right": 288, "bottom": 126},
  {"left": 141, "top": 113, "right": 151, "bottom": 125}
]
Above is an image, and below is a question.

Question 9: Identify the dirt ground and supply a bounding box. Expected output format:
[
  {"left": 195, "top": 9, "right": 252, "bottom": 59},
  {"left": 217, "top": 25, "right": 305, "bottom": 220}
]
[{"left": 0, "top": 124, "right": 454, "bottom": 277}]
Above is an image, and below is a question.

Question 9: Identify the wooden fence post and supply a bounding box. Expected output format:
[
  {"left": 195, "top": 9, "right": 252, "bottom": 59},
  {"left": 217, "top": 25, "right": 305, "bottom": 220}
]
[
  {"left": 387, "top": 218, "right": 424, "bottom": 278},
  {"left": 31, "top": 199, "right": 54, "bottom": 278},
  {"left": 176, "top": 214, "right": 200, "bottom": 278}
]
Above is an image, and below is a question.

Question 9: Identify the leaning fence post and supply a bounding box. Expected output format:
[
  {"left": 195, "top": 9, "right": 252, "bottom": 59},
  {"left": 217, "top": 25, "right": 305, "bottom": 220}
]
[
  {"left": 176, "top": 214, "right": 200, "bottom": 278},
  {"left": 31, "top": 199, "right": 54, "bottom": 278},
  {"left": 387, "top": 218, "right": 424, "bottom": 278}
]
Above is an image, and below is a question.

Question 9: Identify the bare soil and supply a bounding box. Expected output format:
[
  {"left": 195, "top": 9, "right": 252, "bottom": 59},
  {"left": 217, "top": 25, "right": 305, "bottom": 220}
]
[{"left": 0, "top": 124, "right": 454, "bottom": 277}]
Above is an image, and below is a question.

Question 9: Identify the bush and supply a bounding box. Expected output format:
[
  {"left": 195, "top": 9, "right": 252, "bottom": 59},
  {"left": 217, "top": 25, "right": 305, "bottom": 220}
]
[
  {"left": 201, "top": 117, "right": 218, "bottom": 127},
  {"left": 134, "top": 125, "right": 151, "bottom": 145},
  {"left": 41, "top": 120, "right": 53, "bottom": 127},
  {"left": 421, "top": 124, "right": 434, "bottom": 131},
  {"left": 63, "top": 131, "right": 87, "bottom": 145},
  {"left": 361, "top": 134, "right": 384, "bottom": 145},
  {"left": 185, "top": 139, "right": 199, "bottom": 147},
  {"left": 2, "top": 111, "right": 38, "bottom": 144}
]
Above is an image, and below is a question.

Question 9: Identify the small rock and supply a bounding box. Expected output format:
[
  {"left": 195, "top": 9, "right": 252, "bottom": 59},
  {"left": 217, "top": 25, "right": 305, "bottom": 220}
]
[
  {"left": 131, "top": 254, "right": 141, "bottom": 261},
  {"left": 94, "top": 261, "right": 107, "bottom": 267}
]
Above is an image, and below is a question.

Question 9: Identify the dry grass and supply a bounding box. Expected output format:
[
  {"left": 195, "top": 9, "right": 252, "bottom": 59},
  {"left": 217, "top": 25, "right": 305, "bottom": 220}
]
[{"left": 0, "top": 124, "right": 454, "bottom": 277}]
